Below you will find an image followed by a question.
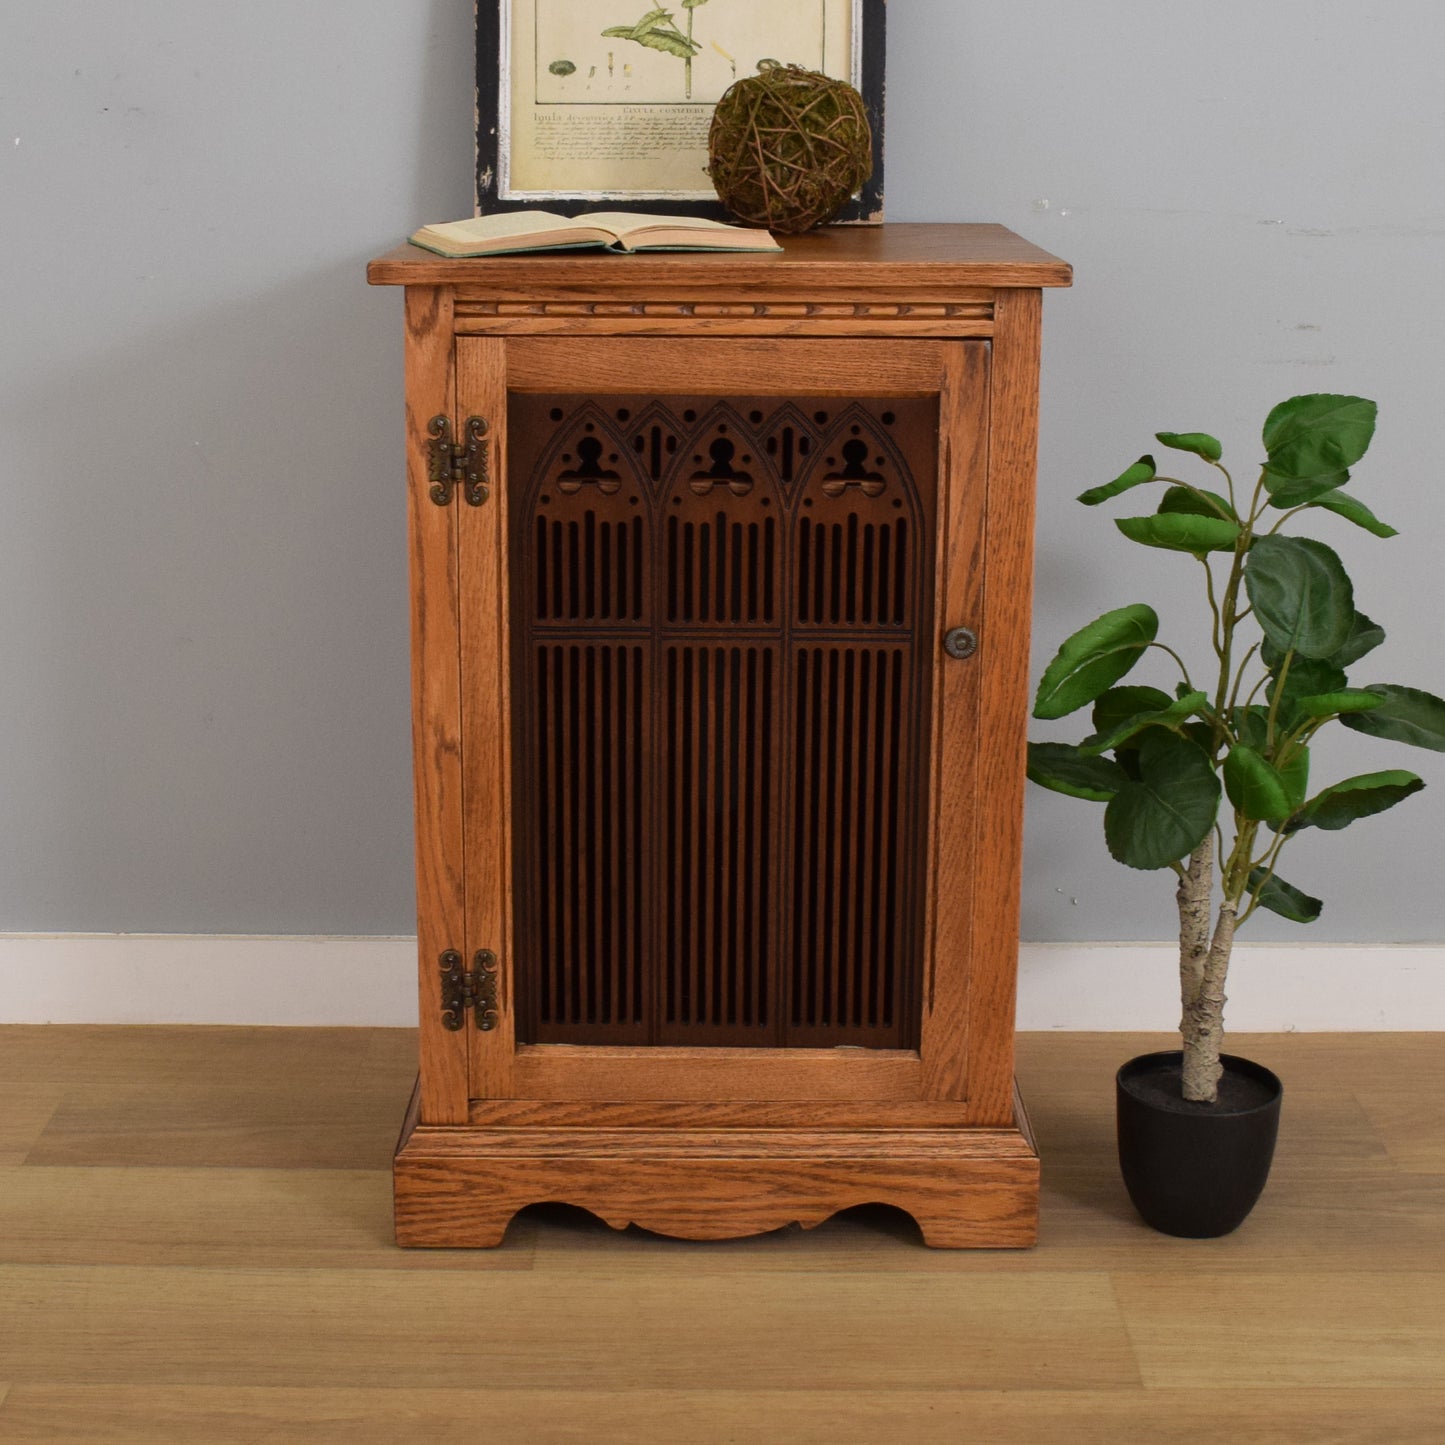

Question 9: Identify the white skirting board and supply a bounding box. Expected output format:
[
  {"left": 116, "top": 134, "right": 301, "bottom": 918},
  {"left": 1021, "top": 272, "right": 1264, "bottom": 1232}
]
[{"left": 0, "top": 933, "right": 1442, "bottom": 1029}]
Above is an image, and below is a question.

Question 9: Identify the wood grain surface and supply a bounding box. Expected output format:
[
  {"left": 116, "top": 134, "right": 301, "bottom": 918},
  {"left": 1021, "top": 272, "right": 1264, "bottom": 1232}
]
[
  {"left": 403, "top": 286, "right": 469, "bottom": 1125},
  {"left": 2, "top": 1026, "right": 1444, "bottom": 1441},
  {"left": 368, "top": 223, "right": 1074, "bottom": 290},
  {"left": 385, "top": 235, "right": 1062, "bottom": 1246}
]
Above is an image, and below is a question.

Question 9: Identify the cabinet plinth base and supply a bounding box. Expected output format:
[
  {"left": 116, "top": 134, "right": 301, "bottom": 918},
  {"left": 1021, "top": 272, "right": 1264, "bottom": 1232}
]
[{"left": 393, "top": 1086, "right": 1040, "bottom": 1249}]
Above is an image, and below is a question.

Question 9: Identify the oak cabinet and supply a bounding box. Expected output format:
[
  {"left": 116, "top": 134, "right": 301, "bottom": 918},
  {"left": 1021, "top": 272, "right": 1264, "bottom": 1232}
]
[{"left": 368, "top": 225, "right": 1070, "bottom": 1247}]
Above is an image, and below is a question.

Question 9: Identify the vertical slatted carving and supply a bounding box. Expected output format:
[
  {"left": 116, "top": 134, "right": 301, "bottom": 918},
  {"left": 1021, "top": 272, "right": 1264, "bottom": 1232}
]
[
  {"left": 512, "top": 403, "right": 652, "bottom": 1044},
  {"left": 532, "top": 641, "right": 648, "bottom": 1040},
  {"left": 508, "top": 395, "right": 937, "bottom": 1050},
  {"left": 660, "top": 644, "right": 776, "bottom": 1043},
  {"left": 785, "top": 405, "right": 930, "bottom": 1046}
]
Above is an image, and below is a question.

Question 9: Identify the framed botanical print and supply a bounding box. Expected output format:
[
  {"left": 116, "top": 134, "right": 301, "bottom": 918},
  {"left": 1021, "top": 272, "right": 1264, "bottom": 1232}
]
[{"left": 477, "top": 0, "right": 885, "bottom": 221}]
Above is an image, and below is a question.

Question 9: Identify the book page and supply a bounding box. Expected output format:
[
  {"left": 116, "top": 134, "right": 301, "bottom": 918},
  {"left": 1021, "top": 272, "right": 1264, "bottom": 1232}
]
[
  {"left": 421, "top": 211, "right": 575, "bottom": 243},
  {"left": 502, "top": 0, "right": 854, "bottom": 201},
  {"left": 582, "top": 211, "right": 752, "bottom": 236}
]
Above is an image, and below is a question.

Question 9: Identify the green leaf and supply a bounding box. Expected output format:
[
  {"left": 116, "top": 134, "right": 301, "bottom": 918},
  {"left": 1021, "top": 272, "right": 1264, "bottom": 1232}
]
[
  {"left": 1182, "top": 720, "right": 1216, "bottom": 753},
  {"left": 681, "top": 0, "right": 708, "bottom": 7},
  {"left": 1273, "top": 655, "right": 1346, "bottom": 695},
  {"left": 1092, "top": 685, "right": 1175, "bottom": 737},
  {"left": 1157, "top": 484, "right": 1236, "bottom": 522},
  {"left": 1264, "top": 616, "right": 1383, "bottom": 675},
  {"left": 1224, "top": 745, "right": 1295, "bottom": 823},
  {"left": 1279, "top": 745, "right": 1311, "bottom": 811},
  {"left": 1115, "top": 512, "right": 1241, "bottom": 555},
  {"left": 631, "top": 28, "right": 699, "bottom": 56},
  {"left": 1248, "top": 868, "right": 1322, "bottom": 923},
  {"left": 1265, "top": 470, "right": 1350, "bottom": 508},
  {"left": 1288, "top": 689, "right": 1385, "bottom": 720},
  {"left": 1286, "top": 770, "right": 1426, "bottom": 833},
  {"left": 1033, "top": 605, "right": 1159, "bottom": 721},
  {"left": 602, "top": 8, "right": 701, "bottom": 54},
  {"left": 1155, "top": 431, "right": 1223, "bottom": 462},
  {"left": 1080, "top": 690, "right": 1210, "bottom": 756},
  {"left": 1268, "top": 657, "right": 1347, "bottom": 730},
  {"left": 1026, "top": 742, "right": 1128, "bottom": 802},
  {"left": 1263, "top": 394, "right": 1378, "bottom": 483},
  {"left": 1329, "top": 612, "right": 1386, "bottom": 669},
  {"left": 602, "top": 8, "right": 674, "bottom": 37},
  {"left": 1233, "top": 704, "right": 1270, "bottom": 750},
  {"left": 1244, "top": 534, "right": 1354, "bottom": 660},
  {"left": 1077, "top": 456, "right": 1156, "bottom": 506},
  {"left": 1104, "top": 731, "right": 1222, "bottom": 871},
  {"left": 1340, "top": 684, "right": 1445, "bottom": 751},
  {"left": 1311, "top": 489, "right": 1398, "bottom": 538}
]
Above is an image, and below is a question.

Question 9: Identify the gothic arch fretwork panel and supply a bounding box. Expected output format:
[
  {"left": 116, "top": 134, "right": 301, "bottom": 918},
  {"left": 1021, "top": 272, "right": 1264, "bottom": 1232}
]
[{"left": 506, "top": 393, "right": 940, "bottom": 1049}]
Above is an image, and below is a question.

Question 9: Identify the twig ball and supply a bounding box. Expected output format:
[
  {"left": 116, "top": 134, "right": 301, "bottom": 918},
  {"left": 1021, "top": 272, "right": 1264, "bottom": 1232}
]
[{"left": 707, "top": 61, "right": 873, "bottom": 234}]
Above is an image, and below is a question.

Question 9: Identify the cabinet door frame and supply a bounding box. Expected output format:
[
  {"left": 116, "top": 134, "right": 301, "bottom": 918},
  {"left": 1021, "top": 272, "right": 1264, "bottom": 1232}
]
[{"left": 436, "top": 330, "right": 1012, "bottom": 1121}]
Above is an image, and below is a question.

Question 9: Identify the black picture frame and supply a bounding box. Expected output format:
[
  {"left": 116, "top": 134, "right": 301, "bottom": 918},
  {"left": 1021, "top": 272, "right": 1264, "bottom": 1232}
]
[{"left": 476, "top": 0, "right": 885, "bottom": 222}]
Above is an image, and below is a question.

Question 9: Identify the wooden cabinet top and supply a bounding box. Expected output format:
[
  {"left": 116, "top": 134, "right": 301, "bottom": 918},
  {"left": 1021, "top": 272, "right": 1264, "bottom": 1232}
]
[{"left": 367, "top": 222, "right": 1072, "bottom": 292}]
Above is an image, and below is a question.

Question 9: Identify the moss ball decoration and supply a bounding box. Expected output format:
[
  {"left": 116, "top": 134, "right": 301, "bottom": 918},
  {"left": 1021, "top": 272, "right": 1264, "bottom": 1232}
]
[{"left": 707, "top": 61, "right": 872, "bottom": 234}]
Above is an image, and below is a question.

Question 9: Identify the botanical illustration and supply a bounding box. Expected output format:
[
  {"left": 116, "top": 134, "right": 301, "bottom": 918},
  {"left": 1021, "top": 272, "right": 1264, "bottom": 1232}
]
[
  {"left": 506, "top": 0, "right": 858, "bottom": 203},
  {"left": 532, "top": 0, "right": 839, "bottom": 107},
  {"left": 603, "top": 3, "right": 710, "bottom": 100}
]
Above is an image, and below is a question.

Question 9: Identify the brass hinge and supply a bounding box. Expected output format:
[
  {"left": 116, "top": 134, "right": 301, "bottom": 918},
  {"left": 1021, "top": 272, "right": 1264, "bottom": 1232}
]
[
  {"left": 439, "top": 948, "right": 499, "bottom": 1032},
  {"left": 427, "top": 415, "right": 490, "bottom": 506}
]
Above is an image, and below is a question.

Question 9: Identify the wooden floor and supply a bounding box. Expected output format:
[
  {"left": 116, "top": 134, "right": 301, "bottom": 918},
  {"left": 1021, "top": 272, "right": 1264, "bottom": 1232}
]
[{"left": 1, "top": 1029, "right": 1443, "bottom": 1442}]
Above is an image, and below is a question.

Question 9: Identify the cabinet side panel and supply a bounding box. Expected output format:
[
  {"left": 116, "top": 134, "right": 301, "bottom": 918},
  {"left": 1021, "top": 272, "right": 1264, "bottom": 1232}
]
[
  {"left": 457, "top": 337, "right": 518, "bottom": 1101},
  {"left": 965, "top": 290, "right": 1043, "bottom": 1124},
  {"left": 405, "top": 287, "right": 469, "bottom": 1124}
]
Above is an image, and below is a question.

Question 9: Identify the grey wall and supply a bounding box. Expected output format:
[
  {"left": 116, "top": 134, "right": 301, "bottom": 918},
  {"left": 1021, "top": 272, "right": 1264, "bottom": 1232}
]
[{"left": 1, "top": 2, "right": 1441, "bottom": 942}]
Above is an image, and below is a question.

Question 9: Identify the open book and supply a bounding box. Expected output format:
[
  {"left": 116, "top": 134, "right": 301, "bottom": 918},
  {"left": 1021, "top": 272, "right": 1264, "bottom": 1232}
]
[{"left": 408, "top": 210, "right": 781, "bottom": 258}]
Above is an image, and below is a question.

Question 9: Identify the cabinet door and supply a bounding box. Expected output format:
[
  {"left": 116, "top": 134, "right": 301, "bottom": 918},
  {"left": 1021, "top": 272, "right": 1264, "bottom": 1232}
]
[{"left": 454, "top": 337, "right": 993, "bottom": 1113}]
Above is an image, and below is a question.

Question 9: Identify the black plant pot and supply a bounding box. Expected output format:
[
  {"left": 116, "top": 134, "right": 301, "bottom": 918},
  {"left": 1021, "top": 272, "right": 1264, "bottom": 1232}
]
[{"left": 1116, "top": 1051, "right": 1283, "bottom": 1238}]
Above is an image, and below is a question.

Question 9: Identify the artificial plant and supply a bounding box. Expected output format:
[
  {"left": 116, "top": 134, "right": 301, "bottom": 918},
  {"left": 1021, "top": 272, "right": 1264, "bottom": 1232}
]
[{"left": 1028, "top": 394, "right": 1444, "bottom": 1102}]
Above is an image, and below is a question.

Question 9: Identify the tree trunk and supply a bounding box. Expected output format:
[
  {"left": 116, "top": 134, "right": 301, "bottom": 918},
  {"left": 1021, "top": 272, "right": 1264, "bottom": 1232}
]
[
  {"left": 1181, "top": 901, "right": 1235, "bottom": 1102},
  {"left": 1176, "top": 837, "right": 1213, "bottom": 1033}
]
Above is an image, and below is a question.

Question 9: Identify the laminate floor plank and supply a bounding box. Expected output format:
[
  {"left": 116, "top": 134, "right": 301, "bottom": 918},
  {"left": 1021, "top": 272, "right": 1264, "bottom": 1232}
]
[
  {"left": 1031, "top": 1084, "right": 1393, "bottom": 1177},
  {"left": 0, "top": 1166, "right": 530, "bottom": 1271},
  {"left": 1354, "top": 1091, "right": 1445, "bottom": 1173},
  {"left": 24, "top": 1077, "right": 410, "bottom": 1170},
  {"left": 0, "top": 1025, "right": 397, "bottom": 1090},
  {"left": 513, "top": 1076, "right": 1445, "bottom": 1274},
  {"left": 1015, "top": 1030, "right": 1445, "bottom": 1093},
  {"left": 510, "top": 1166, "right": 1445, "bottom": 1274},
  {"left": 1114, "top": 1271, "right": 1445, "bottom": 1389},
  {"left": 0, "top": 1084, "right": 65, "bottom": 1164},
  {"left": 2, "top": 1386, "right": 1443, "bottom": 1445},
  {"left": 0, "top": 1265, "right": 1137, "bottom": 1392}
]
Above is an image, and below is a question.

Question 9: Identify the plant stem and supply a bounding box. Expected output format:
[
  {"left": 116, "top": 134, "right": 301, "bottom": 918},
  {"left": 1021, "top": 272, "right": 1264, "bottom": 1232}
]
[
  {"left": 685, "top": 6, "right": 693, "bottom": 98},
  {"left": 1177, "top": 836, "right": 1214, "bottom": 1026},
  {"left": 1210, "top": 458, "right": 1237, "bottom": 514},
  {"left": 1156, "top": 477, "right": 1236, "bottom": 521},
  {"left": 1200, "top": 556, "right": 1224, "bottom": 660},
  {"left": 1239, "top": 827, "right": 1291, "bottom": 925},
  {"left": 1227, "top": 641, "right": 1261, "bottom": 717},
  {"left": 1182, "top": 900, "right": 1236, "bottom": 1101},
  {"left": 1211, "top": 532, "right": 1250, "bottom": 737},
  {"left": 1265, "top": 649, "right": 1294, "bottom": 750}
]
